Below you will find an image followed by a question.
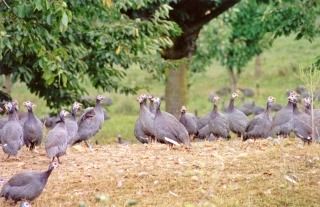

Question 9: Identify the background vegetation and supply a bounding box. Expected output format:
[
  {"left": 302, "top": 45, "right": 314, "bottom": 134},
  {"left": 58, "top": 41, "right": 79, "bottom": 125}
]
[{"left": 7, "top": 34, "right": 320, "bottom": 144}]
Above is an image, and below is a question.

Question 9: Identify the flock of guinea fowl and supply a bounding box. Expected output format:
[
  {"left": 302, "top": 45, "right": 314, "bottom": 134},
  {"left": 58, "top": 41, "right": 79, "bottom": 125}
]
[{"left": 0, "top": 90, "right": 315, "bottom": 206}]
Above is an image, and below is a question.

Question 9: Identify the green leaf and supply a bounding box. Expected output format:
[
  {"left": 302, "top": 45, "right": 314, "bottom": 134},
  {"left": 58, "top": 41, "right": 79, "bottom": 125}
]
[
  {"left": 62, "top": 73, "right": 67, "bottom": 87},
  {"left": 61, "top": 12, "right": 68, "bottom": 26},
  {"left": 35, "top": 0, "right": 43, "bottom": 11},
  {"left": 17, "top": 4, "right": 26, "bottom": 18},
  {"left": 43, "top": 70, "right": 52, "bottom": 80},
  {"left": 46, "top": 15, "right": 53, "bottom": 25},
  {"left": 46, "top": 77, "right": 55, "bottom": 85}
]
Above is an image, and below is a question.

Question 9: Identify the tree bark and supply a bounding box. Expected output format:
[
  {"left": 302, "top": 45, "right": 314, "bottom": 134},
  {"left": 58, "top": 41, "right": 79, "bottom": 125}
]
[
  {"left": 227, "top": 66, "right": 239, "bottom": 93},
  {"left": 165, "top": 62, "right": 188, "bottom": 118},
  {"left": 3, "top": 73, "right": 13, "bottom": 94}
]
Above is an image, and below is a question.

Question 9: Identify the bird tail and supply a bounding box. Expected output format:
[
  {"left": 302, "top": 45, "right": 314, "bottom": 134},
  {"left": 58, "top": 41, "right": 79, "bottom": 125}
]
[
  {"left": 164, "top": 137, "right": 180, "bottom": 146},
  {"left": 71, "top": 139, "right": 83, "bottom": 147}
]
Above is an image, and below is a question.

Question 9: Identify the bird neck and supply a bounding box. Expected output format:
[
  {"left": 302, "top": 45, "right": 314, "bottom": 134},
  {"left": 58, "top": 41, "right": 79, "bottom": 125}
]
[
  {"left": 305, "top": 104, "right": 311, "bottom": 115},
  {"left": 265, "top": 101, "right": 271, "bottom": 114},
  {"left": 213, "top": 103, "right": 218, "bottom": 113},
  {"left": 227, "top": 98, "right": 235, "bottom": 112},
  {"left": 149, "top": 101, "right": 155, "bottom": 112},
  {"left": 70, "top": 108, "right": 77, "bottom": 121},
  {"left": 44, "top": 167, "right": 54, "bottom": 179},
  {"left": 8, "top": 109, "right": 19, "bottom": 122},
  {"left": 28, "top": 108, "right": 36, "bottom": 119},
  {"left": 293, "top": 102, "right": 299, "bottom": 113}
]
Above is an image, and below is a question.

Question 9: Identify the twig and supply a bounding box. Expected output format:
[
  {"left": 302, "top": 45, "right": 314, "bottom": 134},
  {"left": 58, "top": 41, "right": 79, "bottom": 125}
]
[
  {"left": 2, "top": 0, "right": 10, "bottom": 9},
  {"left": 2, "top": 0, "right": 20, "bottom": 18}
]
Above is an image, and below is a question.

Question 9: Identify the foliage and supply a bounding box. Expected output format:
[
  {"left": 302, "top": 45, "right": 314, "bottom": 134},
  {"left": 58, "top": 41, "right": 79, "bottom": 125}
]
[
  {"left": 261, "top": 0, "right": 320, "bottom": 44},
  {"left": 0, "top": 0, "right": 181, "bottom": 111},
  {"left": 191, "top": 0, "right": 267, "bottom": 75}
]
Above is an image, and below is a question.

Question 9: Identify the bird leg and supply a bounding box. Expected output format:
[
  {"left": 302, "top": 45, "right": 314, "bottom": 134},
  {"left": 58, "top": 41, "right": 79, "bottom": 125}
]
[
  {"left": 57, "top": 157, "right": 62, "bottom": 164},
  {"left": 84, "top": 140, "right": 94, "bottom": 152},
  {"left": 4, "top": 155, "right": 10, "bottom": 161},
  {"left": 52, "top": 157, "right": 55, "bottom": 162}
]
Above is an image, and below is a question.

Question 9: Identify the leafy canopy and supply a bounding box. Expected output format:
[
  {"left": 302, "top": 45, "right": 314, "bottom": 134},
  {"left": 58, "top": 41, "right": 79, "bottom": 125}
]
[
  {"left": 191, "top": 0, "right": 267, "bottom": 73},
  {"left": 0, "top": 0, "right": 181, "bottom": 110}
]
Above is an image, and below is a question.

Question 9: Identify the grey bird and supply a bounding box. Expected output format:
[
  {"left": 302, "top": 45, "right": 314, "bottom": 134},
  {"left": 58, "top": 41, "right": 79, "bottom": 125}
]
[
  {"left": 72, "top": 95, "right": 105, "bottom": 151},
  {"left": 272, "top": 91, "right": 299, "bottom": 138},
  {"left": 1, "top": 162, "right": 58, "bottom": 203},
  {"left": 1, "top": 102, "right": 24, "bottom": 160},
  {"left": 45, "top": 110, "right": 69, "bottom": 163},
  {"left": 23, "top": 101, "right": 44, "bottom": 151},
  {"left": 244, "top": 96, "right": 276, "bottom": 141},
  {"left": 227, "top": 93, "right": 249, "bottom": 139},
  {"left": 179, "top": 105, "right": 198, "bottom": 141},
  {"left": 65, "top": 102, "right": 82, "bottom": 145},
  {"left": 209, "top": 97, "right": 231, "bottom": 140},
  {"left": 153, "top": 97, "right": 191, "bottom": 149},
  {"left": 290, "top": 96, "right": 313, "bottom": 144}
]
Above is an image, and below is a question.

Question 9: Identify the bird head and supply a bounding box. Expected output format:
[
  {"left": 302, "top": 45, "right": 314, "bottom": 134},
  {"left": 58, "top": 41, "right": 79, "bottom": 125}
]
[
  {"left": 23, "top": 101, "right": 36, "bottom": 109},
  {"left": 232, "top": 93, "right": 239, "bottom": 99},
  {"left": 303, "top": 97, "right": 310, "bottom": 105},
  {"left": 213, "top": 96, "right": 220, "bottom": 104},
  {"left": 96, "top": 95, "right": 105, "bottom": 101},
  {"left": 152, "top": 97, "right": 161, "bottom": 108},
  {"left": 147, "top": 95, "right": 153, "bottom": 100},
  {"left": 49, "top": 162, "right": 59, "bottom": 170},
  {"left": 268, "top": 96, "right": 276, "bottom": 103},
  {"left": 73, "top": 102, "right": 82, "bottom": 110},
  {"left": 181, "top": 105, "right": 186, "bottom": 113},
  {"left": 136, "top": 97, "right": 143, "bottom": 104}
]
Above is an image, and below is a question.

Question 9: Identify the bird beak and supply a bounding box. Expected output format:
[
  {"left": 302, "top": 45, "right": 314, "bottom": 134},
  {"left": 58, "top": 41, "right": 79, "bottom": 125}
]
[
  {"left": 23, "top": 102, "right": 27, "bottom": 106},
  {"left": 33, "top": 104, "right": 37, "bottom": 107}
]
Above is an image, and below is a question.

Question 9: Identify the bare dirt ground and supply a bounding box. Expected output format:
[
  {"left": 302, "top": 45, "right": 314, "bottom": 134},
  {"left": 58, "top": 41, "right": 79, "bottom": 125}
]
[{"left": 1, "top": 138, "right": 320, "bottom": 207}]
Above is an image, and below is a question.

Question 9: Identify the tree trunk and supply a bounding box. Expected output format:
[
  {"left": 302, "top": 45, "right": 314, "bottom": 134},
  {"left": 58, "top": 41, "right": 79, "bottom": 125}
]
[
  {"left": 127, "top": 0, "right": 240, "bottom": 116},
  {"left": 3, "top": 73, "right": 13, "bottom": 94},
  {"left": 165, "top": 62, "right": 188, "bottom": 118},
  {"left": 255, "top": 54, "right": 261, "bottom": 78},
  {"left": 227, "top": 66, "right": 239, "bottom": 93}
]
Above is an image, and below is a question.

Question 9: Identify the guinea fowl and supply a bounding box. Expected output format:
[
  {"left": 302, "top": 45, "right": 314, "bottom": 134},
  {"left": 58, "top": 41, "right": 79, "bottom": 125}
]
[
  {"left": 270, "top": 102, "right": 283, "bottom": 112},
  {"left": 209, "top": 97, "right": 231, "bottom": 139},
  {"left": 179, "top": 105, "right": 198, "bottom": 141},
  {"left": 134, "top": 120, "right": 149, "bottom": 143},
  {"left": 289, "top": 96, "right": 313, "bottom": 144},
  {"left": 303, "top": 97, "right": 320, "bottom": 140},
  {"left": 153, "top": 97, "right": 191, "bottom": 149},
  {"left": 252, "top": 101, "right": 265, "bottom": 115},
  {"left": 272, "top": 91, "right": 298, "bottom": 138},
  {"left": 72, "top": 95, "right": 105, "bottom": 151},
  {"left": 244, "top": 96, "right": 276, "bottom": 142},
  {"left": 148, "top": 94, "right": 156, "bottom": 114},
  {"left": 0, "top": 162, "right": 59, "bottom": 203},
  {"left": 1, "top": 102, "right": 24, "bottom": 160},
  {"left": 227, "top": 93, "right": 249, "bottom": 138},
  {"left": 134, "top": 96, "right": 150, "bottom": 144},
  {"left": 23, "top": 101, "right": 44, "bottom": 152},
  {"left": 45, "top": 110, "right": 69, "bottom": 163},
  {"left": 65, "top": 102, "right": 82, "bottom": 145},
  {"left": 197, "top": 112, "right": 211, "bottom": 130},
  {"left": 197, "top": 124, "right": 212, "bottom": 140},
  {"left": 137, "top": 95, "right": 156, "bottom": 143}
]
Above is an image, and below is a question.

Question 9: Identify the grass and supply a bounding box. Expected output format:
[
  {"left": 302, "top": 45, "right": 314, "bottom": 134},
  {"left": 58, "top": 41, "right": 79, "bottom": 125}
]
[{"left": 1, "top": 139, "right": 320, "bottom": 206}]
